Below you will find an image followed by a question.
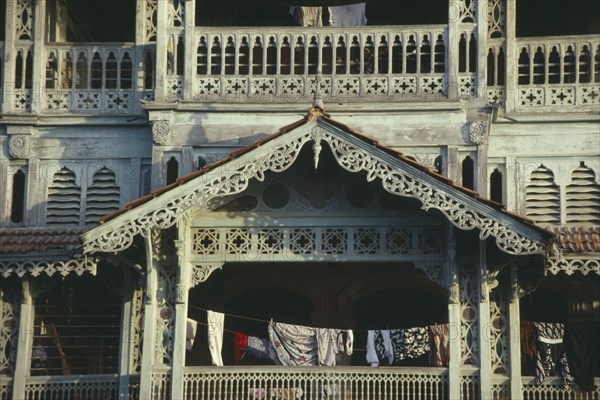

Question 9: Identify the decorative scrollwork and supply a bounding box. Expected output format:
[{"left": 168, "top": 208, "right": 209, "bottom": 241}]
[
  {"left": 546, "top": 256, "right": 600, "bottom": 276},
  {"left": 84, "top": 121, "right": 547, "bottom": 256},
  {"left": 152, "top": 120, "right": 171, "bottom": 145},
  {"left": 0, "top": 257, "right": 97, "bottom": 278},
  {"left": 8, "top": 135, "right": 30, "bottom": 159},
  {"left": 15, "top": 0, "right": 33, "bottom": 40},
  {"left": 414, "top": 263, "right": 445, "bottom": 287},
  {"left": 191, "top": 263, "right": 224, "bottom": 287},
  {"left": 468, "top": 121, "right": 488, "bottom": 144}
]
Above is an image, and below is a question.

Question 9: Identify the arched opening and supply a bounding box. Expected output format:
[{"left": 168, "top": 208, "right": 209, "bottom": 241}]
[
  {"left": 11, "top": 169, "right": 26, "bottom": 224},
  {"left": 462, "top": 156, "right": 474, "bottom": 190},
  {"left": 490, "top": 168, "right": 503, "bottom": 204},
  {"left": 166, "top": 157, "right": 179, "bottom": 185}
]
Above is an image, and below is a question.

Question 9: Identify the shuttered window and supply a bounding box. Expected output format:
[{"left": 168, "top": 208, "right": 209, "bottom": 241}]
[
  {"left": 566, "top": 163, "right": 600, "bottom": 224},
  {"left": 525, "top": 166, "right": 561, "bottom": 225},
  {"left": 85, "top": 168, "right": 120, "bottom": 227},
  {"left": 46, "top": 168, "right": 81, "bottom": 227}
]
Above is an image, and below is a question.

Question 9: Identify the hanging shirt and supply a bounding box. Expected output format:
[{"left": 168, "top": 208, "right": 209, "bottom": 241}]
[
  {"left": 534, "top": 322, "right": 573, "bottom": 385},
  {"left": 186, "top": 318, "right": 198, "bottom": 351},
  {"left": 328, "top": 3, "right": 367, "bottom": 27},
  {"left": 207, "top": 310, "right": 224, "bottom": 366},
  {"left": 233, "top": 332, "right": 248, "bottom": 364},
  {"left": 247, "top": 335, "right": 277, "bottom": 361},
  {"left": 429, "top": 324, "right": 449, "bottom": 367},
  {"left": 289, "top": 6, "right": 323, "bottom": 27},
  {"left": 367, "top": 330, "right": 394, "bottom": 366},
  {"left": 395, "top": 327, "right": 430, "bottom": 361},
  {"left": 565, "top": 321, "right": 600, "bottom": 392}
]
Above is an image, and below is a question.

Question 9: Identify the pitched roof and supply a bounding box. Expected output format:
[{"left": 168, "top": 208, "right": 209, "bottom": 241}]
[
  {"left": 84, "top": 107, "right": 554, "bottom": 256},
  {"left": 0, "top": 227, "right": 82, "bottom": 255}
]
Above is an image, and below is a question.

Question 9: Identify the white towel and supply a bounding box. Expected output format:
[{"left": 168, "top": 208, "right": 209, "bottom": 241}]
[
  {"left": 328, "top": 3, "right": 367, "bottom": 27},
  {"left": 207, "top": 310, "right": 224, "bottom": 366},
  {"left": 186, "top": 318, "right": 198, "bottom": 351}
]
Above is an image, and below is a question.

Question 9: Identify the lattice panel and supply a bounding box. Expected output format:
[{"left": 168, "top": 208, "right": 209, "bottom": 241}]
[
  {"left": 519, "top": 87, "right": 544, "bottom": 106},
  {"left": 280, "top": 78, "right": 305, "bottom": 98},
  {"left": 308, "top": 77, "right": 333, "bottom": 97},
  {"left": 578, "top": 86, "right": 600, "bottom": 105},
  {"left": 487, "top": 87, "right": 504, "bottom": 103},
  {"left": 548, "top": 87, "right": 575, "bottom": 106},
  {"left": 251, "top": 78, "right": 277, "bottom": 97},
  {"left": 196, "top": 78, "right": 221, "bottom": 96},
  {"left": 44, "top": 91, "right": 70, "bottom": 111},
  {"left": 191, "top": 226, "right": 445, "bottom": 262},
  {"left": 14, "top": 90, "right": 32, "bottom": 112},
  {"left": 461, "top": 374, "right": 481, "bottom": 400},
  {"left": 105, "top": 91, "right": 132, "bottom": 111},
  {"left": 167, "top": 77, "right": 184, "bottom": 98},
  {"left": 459, "top": 75, "right": 477, "bottom": 96},
  {"left": 420, "top": 76, "right": 445, "bottom": 94},
  {"left": 457, "top": 0, "right": 476, "bottom": 23},
  {"left": 131, "top": 288, "right": 144, "bottom": 373},
  {"left": 391, "top": 77, "right": 417, "bottom": 95},
  {"left": 168, "top": 0, "right": 185, "bottom": 27},
  {"left": 490, "top": 283, "right": 509, "bottom": 375},
  {"left": 145, "top": 0, "right": 158, "bottom": 42},
  {"left": 334, "top": 78, "right": 361, "bottom": 96},
  {"left": 155, "top": 264, "right": 176, "bottom": 365},
  {"left": 363, "top": 77, "right": 388, "bottom": 95},
  {"left": 74, "top": 91, "right": 102, "bottom": 111},
  {"left": 223, "top": 78, "right": 248, "bottom": 96},
  {"left": 460, "top": 266, "right": 479, "bottom": 366},
  {"left": 15, "top": 0, "right": 34, "bottom": 40},
  {"left": 488, "top": 0, "right": 506, "bottom": 39},
  {"left": 0, "top": 290, "right": 19, "bottom": 376}
]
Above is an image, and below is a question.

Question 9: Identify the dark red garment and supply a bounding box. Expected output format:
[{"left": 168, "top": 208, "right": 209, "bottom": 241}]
[
  {"left": 565, "top": 322, "right": 600, "bottom": 392},
  {"left": 234, "top": 332, "right": 248, "bottom": 365}
]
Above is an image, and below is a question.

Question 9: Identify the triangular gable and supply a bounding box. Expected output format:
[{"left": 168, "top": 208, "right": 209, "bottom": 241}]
[{"left": 82, "top": 108, "right": 553, "bottom": 256}]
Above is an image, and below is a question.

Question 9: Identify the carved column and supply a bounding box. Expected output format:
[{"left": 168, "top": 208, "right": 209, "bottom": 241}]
[
  {"left": 447, "top": 1, "right": 460, "bottom": 100},
  {"left": 183, "top": 0, "right": 196, "bottom": 101},
  {"left": 508, "top": 265, "right": 523, "bottom": 400},
  {"left": 11, "top": 279, "right": 35, "bottom": 400},
  {"left": 117, "top": 271, "right": 135, "bottom": 400},
  {"left": 476, "top": 0, "right": 489, "bottom": 98},
  {"left": 478, "top": 241, "right": 493, "bottom": 400},
  {"left": 31, "top": 0, "right": 46, "bottom": 113},
  {"left": 139, "top": 230, "right": 160, "bottom": 400},
  {"left": 171, "top": 217, "right": 191, "bottom": 400},
  {"left": 504, "top": 0, "right": 517, "bottom": 112},
  {"left": 446, "top": 224, "right": 461, "bottom": 400}
]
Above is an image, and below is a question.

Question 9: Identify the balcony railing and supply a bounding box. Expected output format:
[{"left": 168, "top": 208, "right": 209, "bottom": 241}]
[
  {"left": 181, "top": 366, "right": 449, "bottom": 400},
  {"left": 515, "top": 35, "right": 600, "bottom": 109},
  {"left": 23, "top": 374, "right": 119, "bottom": 400},
  {"left": 181, "top": 25, "right": 449, "bottom": 102},
  {"left": 522, "top": 376, "right": 600, "bottom": 400},
  {"left": 0, "top": 378, "right": 12, "bottom": 400},
  {"left": 40, "top": 43, "right": 155, "bottom": 114}
]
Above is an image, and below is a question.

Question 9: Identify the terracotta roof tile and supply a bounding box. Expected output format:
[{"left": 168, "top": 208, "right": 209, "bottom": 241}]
[
  {"left": 0, "top": 227, "right": 83, "bottom": 254},
  {"left": 553, "top": 226, "right": 600, "bottom": 253}
]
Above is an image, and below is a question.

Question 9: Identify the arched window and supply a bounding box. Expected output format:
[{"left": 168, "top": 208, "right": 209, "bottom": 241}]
[
  {"left": 166, "top": 157, "right": 179, "bottom": 185},
  {"left": 11, "top": 169, "right": 26, "bottom": 224},
  {"left": 525, "top": 166, "right": 560, "bottom": 225},
  {"left": 490, "top": 169, "right": 503, "bottom": 204},
  {"left": 120, "top": 52, "right": 133, "bottom": 89},
  {"left": 462, "top": 156, "right": 474, "bottom": 190}
]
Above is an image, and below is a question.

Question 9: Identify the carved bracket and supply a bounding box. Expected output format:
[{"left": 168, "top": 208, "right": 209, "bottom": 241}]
[
  {"left": 190, "top": 263, "right": 224, "bottom": 287},
  {"left": 414, "top": 263, "right": 445, "bottom": 287}
]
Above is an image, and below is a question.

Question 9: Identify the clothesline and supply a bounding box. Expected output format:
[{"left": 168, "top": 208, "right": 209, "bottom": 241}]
[{"left": 188, "top": 304, "right": 438, "bottom": 333}]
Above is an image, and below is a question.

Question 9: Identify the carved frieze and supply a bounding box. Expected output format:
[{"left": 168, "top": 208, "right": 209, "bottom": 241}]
[{"left": 152, "top": 120, "right": 171, "bottom": 145}]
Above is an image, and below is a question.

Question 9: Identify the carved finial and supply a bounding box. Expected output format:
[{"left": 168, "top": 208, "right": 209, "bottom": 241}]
[
  {"left": 312, "top": 74, "right": 324, "bottom": 109},
  {"left": 310, "top": 126, "right": 323, "bottom": 169}
]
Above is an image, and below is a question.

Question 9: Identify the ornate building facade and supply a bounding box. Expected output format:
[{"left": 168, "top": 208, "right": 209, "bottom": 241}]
[{"left": 0, "top": 0, "right": 598, "bottom": 399}]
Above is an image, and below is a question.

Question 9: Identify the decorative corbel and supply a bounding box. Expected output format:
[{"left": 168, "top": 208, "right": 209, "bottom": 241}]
[
  {"left": 481, "top": 270, "right": 500, "bottom": 302},
  {"left": 448, "top": 283, "right": 460, "bottom": 305},
  {"left": 310, "top": 126, "right": 323, "bottom": 169},
  {"left": 190, "top": 263, "right": 224, "bottom": 288}
]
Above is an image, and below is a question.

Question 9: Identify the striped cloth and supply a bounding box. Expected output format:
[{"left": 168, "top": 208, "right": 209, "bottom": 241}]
[{"left": 534, "top": 322, "right": 573, "bottom": 385}]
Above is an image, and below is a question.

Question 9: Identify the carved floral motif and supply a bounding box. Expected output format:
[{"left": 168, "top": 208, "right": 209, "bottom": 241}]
[
  {"left": 8, "top": 135, "right": 30, "bottom": 159},
  {"left": 152, "top": 121, "right": 171, "bottom": 145}
]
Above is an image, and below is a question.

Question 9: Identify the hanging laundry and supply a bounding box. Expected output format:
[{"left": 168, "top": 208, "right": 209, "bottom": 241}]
[
  {"left": 247, "top": 335, "right": 277, "bottom": 361},
  {"left": 367, "top": 330, "right": 393, "bottom": 366},
  {"left": 268, "top": 322, "right": 351, "bottom": 366},
  {"left": 270, "top": 387, "right": 304, "bottom": 400},
  {"left": 565, "top": 321, "right": 600, "bottom": 392},
  {"left": 521, "top": 321, "right": 537, "bottom": 361},
  {"left": 289, "top": 6, "right": 323, "bottom": 27},
  {"left": 233, "top": 332, "right": 248, "bottom": 364},
  {"left": 328, "top": 3, "right": 367, "bottom": 27},
  {"left": 429, "top": 324, "right": 449, "bottom": 367},
  {"left": 534, "top": 322, "right": 573, "bottom": 385},
  {"left": 248, "top": 388, "right": 267, "bottom": 399},
  {"left": 186, "top": 318, "right": 198, "bottom": 351},
  {"left": 207, "top": 310, "right": 224, "bottom": 366},
  {"left": 395, "top": 327, "right": 430, "bottom": 361}
]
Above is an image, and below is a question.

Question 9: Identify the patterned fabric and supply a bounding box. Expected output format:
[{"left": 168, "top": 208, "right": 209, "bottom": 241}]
[
  {"left": 247, "top": 335, "right": 276, "bottom": 361},
  {"left": 534, "top": 322, "right": 574, "bottom": 385},
  {"left": 207, "top": 310, "right": 224, "bottom": 366},
  {"left": 368, "top": 328, "right": 430, "bottom": 366},
  {"left": 268, "top": 322, "right": 351, "bottom": 366},
  {"left": 429, "top": 324, "right": 449, "bottom": 367}
]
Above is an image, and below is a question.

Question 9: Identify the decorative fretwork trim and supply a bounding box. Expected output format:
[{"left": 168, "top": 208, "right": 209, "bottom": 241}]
[
  {"left": 83, "top": 120, "right": 548, "bottom": 256},
  {"left": 0, "top": 257, "right": 97, "bottom": 278},
  {"left": 546, "top": 255, "right": 600, "bottom": 276},
  {"left": 190, "top": 263, "right": 224, "bottom": 287}
]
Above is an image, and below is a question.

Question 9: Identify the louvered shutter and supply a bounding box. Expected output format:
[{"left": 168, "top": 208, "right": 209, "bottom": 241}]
[
  {"left": 46, "top": 168, "right": 81, "bottom": 227},
  {"left": 566, "top": 165, "right": 600, "bottom": 224},
  {"left": 85, "top": 168, "right": 120, "bottom": 227},
  {"left": 525, "top": 166, "right": 561, "bottom": 225}
]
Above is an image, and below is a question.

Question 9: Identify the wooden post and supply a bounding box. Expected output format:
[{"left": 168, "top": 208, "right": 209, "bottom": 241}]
[
  {"left": 476, "top": 144, "right": 489, "bottom": 197},
  {"left": 508, "top": 265, "right": 524, "bottom": 399},
  {"left": 171, "top": 218, "right": 191, "bottom": 400},
  {"left": 154, "top": 0, "right": 168, "bottom": 102},
  {"left": 447, "top": 0, "right": 460, "bottom": 100},
  {"left": 3, "top": 0, "right": 20, "bottom": 113},
  {"left": 183, "top": 0, "right": 196, "bottom": 101},
  {"left": 446, "top": 224, "right": 461, "bottom": 400},
  {"left": 31, "top": 0, "right": 46, "bottom": 114},
  {"left": 139, "top": 230, "right": 159, "bottom": 400},
  {"left": 476, "top": 0, "right": 488, "bottom": 98},
  {"left": 118, "top": 272, "right": 134, "bottom": 400},
  {"left": 504, "top": 0, "right": 517, "bottom": 113},
  {"left": 478, "top": 241, "right": 493, "bottom": 400},
  {"left": 12, "top": 279, "right": 35, "bottom": 400}
]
